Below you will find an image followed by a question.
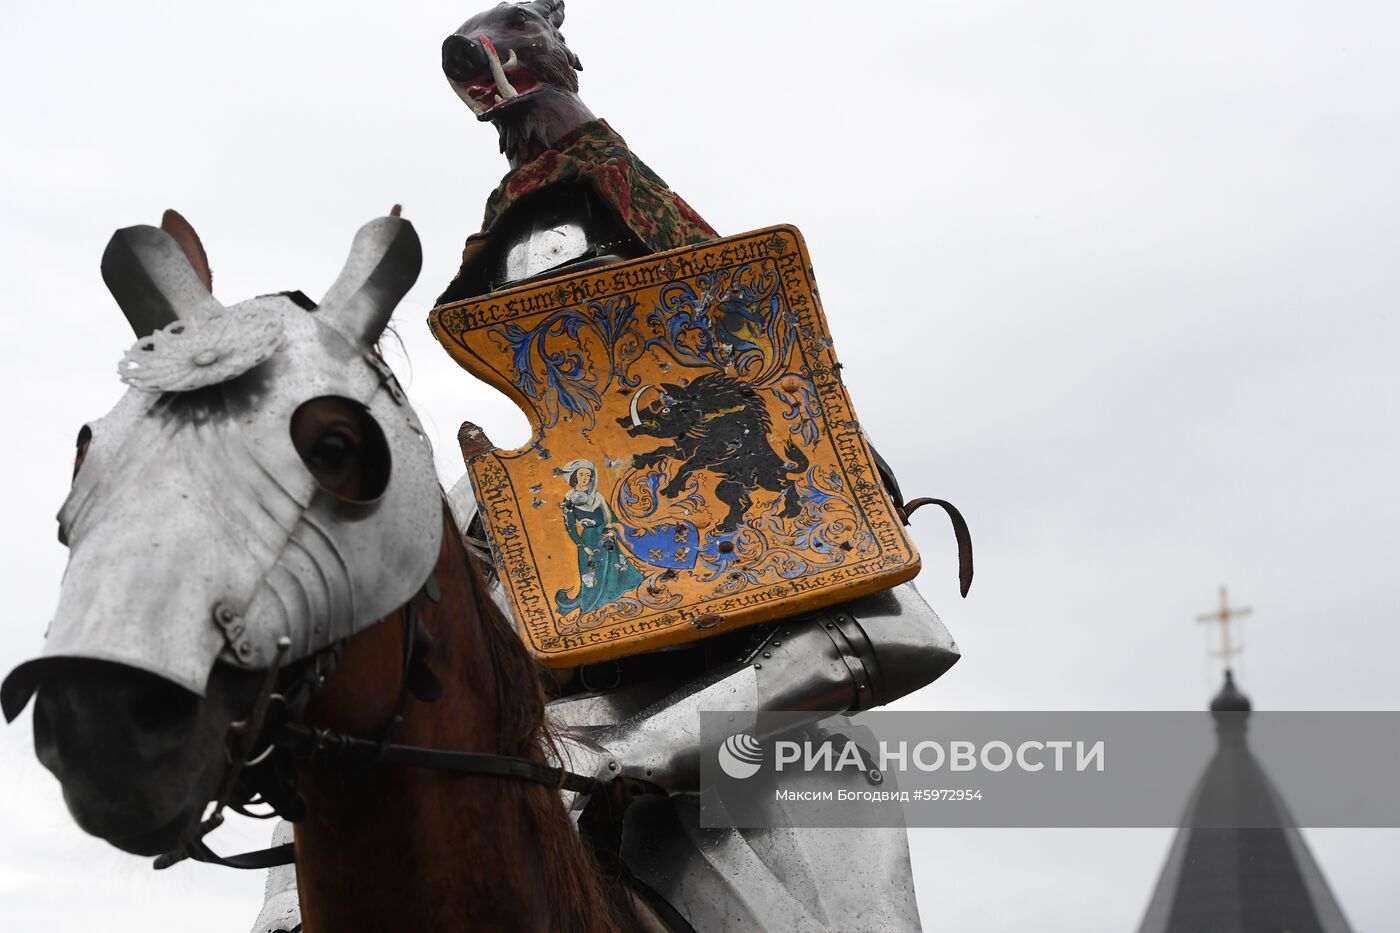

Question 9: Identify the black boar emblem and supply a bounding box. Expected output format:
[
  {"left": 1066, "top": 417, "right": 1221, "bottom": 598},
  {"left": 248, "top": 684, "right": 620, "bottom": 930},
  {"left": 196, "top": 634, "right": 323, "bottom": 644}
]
[{"left": 619, "top": 373, "right": 808, "bottom": 534}]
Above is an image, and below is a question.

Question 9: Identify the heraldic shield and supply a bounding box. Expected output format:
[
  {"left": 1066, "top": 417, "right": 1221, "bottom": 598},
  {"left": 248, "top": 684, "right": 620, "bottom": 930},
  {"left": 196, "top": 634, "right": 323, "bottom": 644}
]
[{"left": 429, "top": 226, "right": 919, "bottom": 667}]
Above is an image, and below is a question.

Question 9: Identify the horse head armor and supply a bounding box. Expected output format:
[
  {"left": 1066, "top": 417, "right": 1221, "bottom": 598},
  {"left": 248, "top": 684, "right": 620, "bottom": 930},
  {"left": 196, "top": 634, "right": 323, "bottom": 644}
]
[{"left": 3, "top": 214, "right": 442, "bottom": 719}]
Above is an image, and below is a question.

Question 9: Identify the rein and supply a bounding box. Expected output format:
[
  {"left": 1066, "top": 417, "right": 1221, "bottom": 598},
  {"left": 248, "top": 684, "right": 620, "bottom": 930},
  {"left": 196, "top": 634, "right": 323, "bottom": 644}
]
[{"left": 154, "top": 572, "right": 607, "bottom": 872}]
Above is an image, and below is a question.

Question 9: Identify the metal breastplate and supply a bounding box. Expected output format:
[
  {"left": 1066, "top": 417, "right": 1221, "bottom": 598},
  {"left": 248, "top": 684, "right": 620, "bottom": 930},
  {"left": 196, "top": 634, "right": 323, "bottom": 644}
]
[{"left": 469, "top": 184, "right": 646, "bottom": 297}]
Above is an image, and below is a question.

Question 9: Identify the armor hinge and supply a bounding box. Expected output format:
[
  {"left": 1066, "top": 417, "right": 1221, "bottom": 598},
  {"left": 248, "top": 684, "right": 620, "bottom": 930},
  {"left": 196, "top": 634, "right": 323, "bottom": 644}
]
[{"left": 212, "top": 602, "right": 256, "bottom": 665}]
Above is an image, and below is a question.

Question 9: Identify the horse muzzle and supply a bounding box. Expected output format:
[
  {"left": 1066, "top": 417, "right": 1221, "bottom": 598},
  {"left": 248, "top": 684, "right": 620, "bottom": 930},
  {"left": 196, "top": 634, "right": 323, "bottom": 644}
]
[{"left": 29, "top": 658, "right": 228, "bottom": 853}]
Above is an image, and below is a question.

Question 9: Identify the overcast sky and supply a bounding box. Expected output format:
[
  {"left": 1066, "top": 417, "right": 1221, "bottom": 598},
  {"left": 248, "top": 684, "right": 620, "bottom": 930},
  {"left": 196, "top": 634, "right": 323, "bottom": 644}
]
[{"left": 2, "top": 1, "right": 1397, "bottom": 930}]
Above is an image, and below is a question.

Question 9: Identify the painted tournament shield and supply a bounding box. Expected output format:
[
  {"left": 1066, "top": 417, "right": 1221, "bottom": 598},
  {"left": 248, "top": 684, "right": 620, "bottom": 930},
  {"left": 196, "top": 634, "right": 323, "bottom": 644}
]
[{"left": 429, "top": 225, "right": 919, "bottom": 667}]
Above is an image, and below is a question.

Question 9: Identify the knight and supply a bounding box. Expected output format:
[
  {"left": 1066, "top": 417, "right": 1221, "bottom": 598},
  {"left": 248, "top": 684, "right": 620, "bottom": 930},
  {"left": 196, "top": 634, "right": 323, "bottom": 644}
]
[
  {"left": 248, "top": 2, "right": 969, "bottom": 930},
  {"left": 439, "top": 2, "right": 968, "bottom": 927}
]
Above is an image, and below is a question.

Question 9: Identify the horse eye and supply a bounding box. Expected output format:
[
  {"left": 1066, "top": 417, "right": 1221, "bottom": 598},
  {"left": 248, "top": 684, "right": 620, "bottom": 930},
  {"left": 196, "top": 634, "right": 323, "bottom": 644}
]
[
  {"left": 292, "top": 397, "right": 391, "bottom": 503},
  {"left": 310, "top": 431, "right": 356, "bottom": 471},
  {"left": 72, "top": 425, "right": 92, "bottom": 479}
]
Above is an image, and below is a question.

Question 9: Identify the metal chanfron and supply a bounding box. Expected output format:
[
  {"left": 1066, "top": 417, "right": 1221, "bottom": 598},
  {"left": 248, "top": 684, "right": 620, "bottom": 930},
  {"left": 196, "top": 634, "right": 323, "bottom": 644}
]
[{"left": 1, "top": 216, "right": 442, "bottom": 720}]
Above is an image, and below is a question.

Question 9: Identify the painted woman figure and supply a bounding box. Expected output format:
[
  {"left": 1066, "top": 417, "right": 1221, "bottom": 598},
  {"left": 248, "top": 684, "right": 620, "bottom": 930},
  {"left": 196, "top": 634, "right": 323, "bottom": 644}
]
[{"left": 555, "top": 458, "right": 644, "bottom": 617}]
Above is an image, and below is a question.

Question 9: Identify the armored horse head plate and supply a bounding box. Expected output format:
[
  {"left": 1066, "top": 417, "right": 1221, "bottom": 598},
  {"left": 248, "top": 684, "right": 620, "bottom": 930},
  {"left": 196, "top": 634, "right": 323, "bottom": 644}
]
[{"left": 1, "top": 212, "right": 441, "bottom": 852}]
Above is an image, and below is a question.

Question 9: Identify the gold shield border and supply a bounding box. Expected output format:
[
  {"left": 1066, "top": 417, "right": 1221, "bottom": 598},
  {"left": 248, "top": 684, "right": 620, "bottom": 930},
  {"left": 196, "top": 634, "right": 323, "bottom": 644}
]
[{"left": 429, "top": 225, "right": 919, "bottom": 667}]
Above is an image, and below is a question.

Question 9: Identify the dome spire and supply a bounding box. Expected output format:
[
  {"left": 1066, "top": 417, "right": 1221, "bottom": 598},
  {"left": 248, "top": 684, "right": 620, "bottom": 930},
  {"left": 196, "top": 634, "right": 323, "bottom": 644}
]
[{"left": 1196, "top": 585, "right": 1252, "bottom": 673}]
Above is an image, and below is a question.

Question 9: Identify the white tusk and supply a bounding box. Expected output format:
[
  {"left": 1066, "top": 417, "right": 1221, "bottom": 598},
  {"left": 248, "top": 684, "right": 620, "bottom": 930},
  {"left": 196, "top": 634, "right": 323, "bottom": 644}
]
[
  {"left": 629, "top": 384, "right": 654, "bottom": 427},
  {"left": 483, "top": 40, "right": 520, "bottom": 99},
  {"left": 503, "top": 49, "right": 519, "bottom": 71}
]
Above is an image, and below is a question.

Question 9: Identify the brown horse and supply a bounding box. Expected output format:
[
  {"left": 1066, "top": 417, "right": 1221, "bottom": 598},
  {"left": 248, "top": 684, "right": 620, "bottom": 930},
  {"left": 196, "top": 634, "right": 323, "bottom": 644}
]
[
  {"left": 2, "top": 211, "right": 645, "bottom": 932},
  {"left": 290, "top": 496, "right": 628, "bottom": 931}
]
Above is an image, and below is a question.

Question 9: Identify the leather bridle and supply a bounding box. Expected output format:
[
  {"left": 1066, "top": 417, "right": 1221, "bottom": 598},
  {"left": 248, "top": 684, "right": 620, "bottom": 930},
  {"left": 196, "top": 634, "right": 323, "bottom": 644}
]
[{"left": 153, "top": 572, "right": 606, "bottom": 872}]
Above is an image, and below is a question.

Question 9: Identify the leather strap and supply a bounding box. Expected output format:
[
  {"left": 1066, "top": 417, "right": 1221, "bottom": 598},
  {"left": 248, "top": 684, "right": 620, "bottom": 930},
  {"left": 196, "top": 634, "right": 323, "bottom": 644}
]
[
  {"left": 181, "top": 839, "right": 297, "bottom": 871},
  {"left": 156, "top": 573, "right": 605, "bottom": 873},
  {"left": 274, "top": 721, "right": 606, "bottom": 796},
  {"left": 901, "top": 497, "right": 974, "bottom": 597},
  {"left": 168, "top": 733, "right": 606, "bottom": 870},
  {"left": 154, "top": 813, "right": 296, "bottom": 871}
]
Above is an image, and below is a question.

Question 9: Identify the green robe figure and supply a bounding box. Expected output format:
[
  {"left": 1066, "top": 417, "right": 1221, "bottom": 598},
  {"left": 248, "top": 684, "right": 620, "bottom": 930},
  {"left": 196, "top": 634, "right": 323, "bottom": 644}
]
[{"left": 555, "top": 459, "right": 644, "bottom": 618}]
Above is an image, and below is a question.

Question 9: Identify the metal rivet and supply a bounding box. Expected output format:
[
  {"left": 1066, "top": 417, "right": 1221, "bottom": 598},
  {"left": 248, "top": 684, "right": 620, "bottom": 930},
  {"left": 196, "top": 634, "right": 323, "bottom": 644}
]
[
  {"left": 608, "top": 762, "right": 618, "bottom": 771},
  {"left": 762, "top": 652, "right": 771, "bottom": 659},
  {"left": 753, "top": 663, "right": 762, "bottom": 670}
]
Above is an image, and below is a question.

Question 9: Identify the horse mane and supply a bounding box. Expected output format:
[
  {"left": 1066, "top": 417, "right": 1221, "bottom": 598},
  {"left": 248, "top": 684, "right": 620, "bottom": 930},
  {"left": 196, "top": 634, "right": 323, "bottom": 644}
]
[{"left": 448, "top": 521, "right": 630, "bottom": 933}]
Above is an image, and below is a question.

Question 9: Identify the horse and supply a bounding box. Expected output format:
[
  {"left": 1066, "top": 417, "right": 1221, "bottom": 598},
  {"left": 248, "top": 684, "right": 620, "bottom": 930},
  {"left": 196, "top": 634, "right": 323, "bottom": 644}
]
[{"left": 1, "top": 210, "right": 653, "bottom": 932}]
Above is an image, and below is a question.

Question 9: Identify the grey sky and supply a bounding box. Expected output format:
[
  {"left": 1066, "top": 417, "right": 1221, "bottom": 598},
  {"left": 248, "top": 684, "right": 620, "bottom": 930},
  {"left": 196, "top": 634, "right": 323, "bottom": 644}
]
[{"left": 2, "top": 1, "right": 1397, "bottom": 930}]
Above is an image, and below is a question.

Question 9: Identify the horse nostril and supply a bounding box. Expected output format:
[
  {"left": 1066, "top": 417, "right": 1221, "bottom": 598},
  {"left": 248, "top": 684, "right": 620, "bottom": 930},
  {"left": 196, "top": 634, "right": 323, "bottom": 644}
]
[
  {"left": 126, "top": 677, "right": 198, "bottom": 734},
  {"left": 33, "top": 661, "right": 199, "bottom": 757},
  {"left": 442, "top": 34, "right": 489, "bottom": 82}
]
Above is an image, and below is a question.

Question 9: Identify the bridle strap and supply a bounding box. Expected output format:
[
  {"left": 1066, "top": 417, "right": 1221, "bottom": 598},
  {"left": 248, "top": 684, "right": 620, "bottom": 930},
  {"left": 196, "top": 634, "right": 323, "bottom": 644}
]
[
  {"left": 182, "top": 835, "right": 297, "bottom": 870},
  {"left": 167, "top": 725, "right": 606, "bottom": 870},
  {"left": 273, "top": 721, "right": 606, "bottom": 795},
  {"left": 154, "top": 811, "right": 297, "bottom": 871},
  {"left": 159, "top": 568, "right": 607, "bottom": 872}
]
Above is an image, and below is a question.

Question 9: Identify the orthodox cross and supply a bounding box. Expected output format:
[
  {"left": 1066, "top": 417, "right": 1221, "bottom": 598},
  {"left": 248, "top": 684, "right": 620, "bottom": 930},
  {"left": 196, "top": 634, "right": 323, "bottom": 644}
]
[{"left": 1196, "top": 586, "right": 1251, "bottom": 671}]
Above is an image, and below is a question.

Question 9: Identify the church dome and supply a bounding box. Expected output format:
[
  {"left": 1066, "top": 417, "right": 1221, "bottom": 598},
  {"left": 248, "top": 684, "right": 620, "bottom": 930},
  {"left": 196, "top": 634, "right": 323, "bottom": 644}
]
[{"left": 1209, "top": 668, "right": 1252, "bottom": 713}]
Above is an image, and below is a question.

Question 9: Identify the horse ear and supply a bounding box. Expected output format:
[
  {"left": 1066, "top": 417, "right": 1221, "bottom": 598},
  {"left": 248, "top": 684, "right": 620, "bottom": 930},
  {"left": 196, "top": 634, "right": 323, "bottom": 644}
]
[
  {"left": 530, "top": 0, "right": 566, "bottom": 28},
  {"left": 159, "top": 209, "right": 213, "bottom": 292},
  {"left": 318, "top": 214, "right": 422, "bottom": 349},
  {"left": 102, "top": 221, "right": 225, "bottom": 338}
]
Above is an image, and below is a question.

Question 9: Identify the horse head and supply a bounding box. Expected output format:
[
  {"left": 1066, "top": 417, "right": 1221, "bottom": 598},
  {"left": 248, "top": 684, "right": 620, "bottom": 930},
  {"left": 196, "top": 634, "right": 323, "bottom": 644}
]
[{"left": 2, "top": 211, "right": 442, "bottom": 856}]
